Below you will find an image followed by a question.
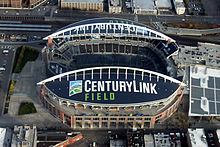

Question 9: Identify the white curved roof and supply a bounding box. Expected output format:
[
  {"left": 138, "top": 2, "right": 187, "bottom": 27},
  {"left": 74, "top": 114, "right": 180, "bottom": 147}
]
[
  {"left": 43, "top": 18, "right": 175, "bottom": 42},
  {"left": 37, "top": 66, "right": 185, "bottom": 85}
]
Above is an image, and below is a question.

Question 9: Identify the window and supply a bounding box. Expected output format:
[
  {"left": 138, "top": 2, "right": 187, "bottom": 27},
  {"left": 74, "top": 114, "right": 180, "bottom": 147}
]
[{"left": 155, "top": 114, "right": 162, "bottom": 120}]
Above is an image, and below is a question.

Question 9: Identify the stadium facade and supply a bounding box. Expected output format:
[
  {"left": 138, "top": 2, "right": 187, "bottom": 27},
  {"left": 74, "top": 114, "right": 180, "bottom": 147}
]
[{"left": 38, "top": 18, "right": 185, "bottom": 129}]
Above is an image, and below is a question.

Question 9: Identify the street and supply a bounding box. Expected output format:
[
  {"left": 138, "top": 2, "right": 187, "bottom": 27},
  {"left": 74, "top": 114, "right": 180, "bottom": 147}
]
[{"left": 0, "top": 45, "right": 16, "bottom": 115}]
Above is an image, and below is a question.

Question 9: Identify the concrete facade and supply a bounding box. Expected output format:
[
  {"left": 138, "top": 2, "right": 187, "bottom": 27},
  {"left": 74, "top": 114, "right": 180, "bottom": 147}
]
[
  {"left": 173, "top": 0, "right": 185, "bottom": 15},
  {"left": 0, "top": 0, "right": 45, "bottom": 9},
  {"left": 108, "top": 0, "right": 122, "bottom": 13},
  {"left": 61, "top": 0, "right": 104, "bottom": 12},
  {"left": 11, "top": 125, "right": 37, "bottom": 147},
  {"left": 38, "top": 84, "right": 184, "bottom": 129},
  {"left": 131, "top": 0, "right": 172, "bottom": 15}
]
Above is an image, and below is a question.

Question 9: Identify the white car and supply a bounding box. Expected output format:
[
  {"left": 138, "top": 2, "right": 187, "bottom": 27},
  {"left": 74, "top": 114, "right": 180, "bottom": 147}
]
[
  {"left": 0, "top": 67, "right": 6, "bottom": 71},
  {"left": 3, "top": 49, "right": 9, "bottom": 55}
]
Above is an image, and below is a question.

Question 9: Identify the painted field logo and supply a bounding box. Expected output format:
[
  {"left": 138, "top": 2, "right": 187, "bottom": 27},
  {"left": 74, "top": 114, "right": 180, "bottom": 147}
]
[{"left": 69, "top": 81, "right": 82, "bottom": 96}]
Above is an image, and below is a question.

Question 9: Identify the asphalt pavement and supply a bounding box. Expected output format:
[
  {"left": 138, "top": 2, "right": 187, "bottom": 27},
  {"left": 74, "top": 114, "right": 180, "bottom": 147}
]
[{"left": 0, "top": 45, "right": 16, "bottom": 115}]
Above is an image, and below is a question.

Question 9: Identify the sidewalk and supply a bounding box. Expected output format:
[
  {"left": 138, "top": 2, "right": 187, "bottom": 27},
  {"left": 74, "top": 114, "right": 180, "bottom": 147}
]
[{"left": 0, "top": 53, "right": 67, "bottom": 129}]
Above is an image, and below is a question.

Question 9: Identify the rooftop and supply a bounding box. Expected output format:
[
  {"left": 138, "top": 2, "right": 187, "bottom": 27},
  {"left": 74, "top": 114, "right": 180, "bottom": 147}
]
[
  {"left": 11, "top": 125, "right": 37, "bottom": 147},
  {"left": 144, "top": 134, "right": 154, "bottom": 147},
  {"left": 0, "top": 128, "right": 12, "bottom": 147},
  {"left": 157, "top": 0, "right": 172, "bottom": 8},
  {"left": 39, "top": 66, "right": 182, "bottom": 106},
  {"left": 110, "top": 139, "right": 126, "bottom": 147},
  {"left": 132, "top": 0, "right": 155, "bottom": 10},
  {"left": 0, "top": 128, "right": 6, "bottom": 147},
  {"left": 216, "top": 129, "right": 220, "bottom": 143},
  {"left": 62, "top": 0, "right": 103, "bottom": 3},
  {"left": 189, "top": 65, "right": 220, "bottom": 116},
  {"left": 132, "top": 0, "right": 171, "bottom": 10},
  {"left": 188, "top": 128, "right": 208, "bottom": 147},
  {"left": 154, "top": 133, "right": 171, "bottom": 146},
  {"left": 110, "top": 0, "right": 121, "bottom": 6}
]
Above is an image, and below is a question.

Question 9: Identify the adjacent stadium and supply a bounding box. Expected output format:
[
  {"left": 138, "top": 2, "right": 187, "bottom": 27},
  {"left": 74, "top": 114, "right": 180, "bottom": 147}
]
[{"left": 38, "top": 18, "right": 185, "bottom": 129}]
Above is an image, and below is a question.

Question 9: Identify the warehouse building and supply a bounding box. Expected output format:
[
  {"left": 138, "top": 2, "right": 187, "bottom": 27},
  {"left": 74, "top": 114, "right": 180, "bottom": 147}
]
[
  {"left": 131, "top": 0, "right": 172, "bottom": 15},
  {"left": 0, "top": 0, "right": 45, "bottom": 8},
  {"left": 61, "top": 0, "right": 104, "bottom": 12}
]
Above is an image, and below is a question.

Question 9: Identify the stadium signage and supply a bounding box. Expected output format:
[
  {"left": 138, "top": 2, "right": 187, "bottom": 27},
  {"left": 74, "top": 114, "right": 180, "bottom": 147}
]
[
  {"left": 45, "top": 73, "right": 180, "bottom": 104},
  {"left": 109, "top": 20, "right": 134, "bottom": 25},
  {"left": 72, "top": 24, "right": 146, "bottom": 34},
  {"left": 69, "top": 80, "right": 157, "bottom": 102}
]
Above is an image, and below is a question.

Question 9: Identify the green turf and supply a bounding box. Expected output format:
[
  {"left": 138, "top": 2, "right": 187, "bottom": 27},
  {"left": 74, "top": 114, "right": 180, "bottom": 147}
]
[{"left": 18, "top": 102, "right": 37, "bottom": 115}]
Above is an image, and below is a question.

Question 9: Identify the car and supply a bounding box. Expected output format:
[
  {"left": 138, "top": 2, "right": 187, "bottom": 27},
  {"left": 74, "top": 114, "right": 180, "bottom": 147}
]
[
  {"left": 2, "top": 49, "right": 9, "bottom": 55},
  {"left": 3, "top": 59, "right": 7, "bottom": 65},
  {"left": 89, "top": 142, "right": 98, "bottom": 147},
  {"left": 208, "top": 133, "right": 213, "bottom": 138},
  {"left": 0, "top": 67, "right": 6, "bottom": 71}
]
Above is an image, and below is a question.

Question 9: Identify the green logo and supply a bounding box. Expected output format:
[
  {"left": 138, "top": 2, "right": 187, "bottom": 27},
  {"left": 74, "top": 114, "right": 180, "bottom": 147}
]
[{"left": 69, "top": 81, "right": 82, "bottom": 96}]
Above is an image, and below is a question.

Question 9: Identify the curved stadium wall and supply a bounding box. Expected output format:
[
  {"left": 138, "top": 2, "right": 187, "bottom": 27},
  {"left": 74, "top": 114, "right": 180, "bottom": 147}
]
[{"left": 38, "top": 18, "right": 185, "bottom": 129}]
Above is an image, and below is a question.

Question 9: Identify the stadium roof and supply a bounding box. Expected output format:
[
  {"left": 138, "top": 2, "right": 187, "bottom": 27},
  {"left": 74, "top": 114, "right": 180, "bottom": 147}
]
[
  {"left": 189, "top": 65, "right": 220, "bottom": 116},
  {"left": 44, "top": 18, "right": 175, "bottom": 42},
  {"left": 38, "top": 66, "right": 184, "bottom": 106}
]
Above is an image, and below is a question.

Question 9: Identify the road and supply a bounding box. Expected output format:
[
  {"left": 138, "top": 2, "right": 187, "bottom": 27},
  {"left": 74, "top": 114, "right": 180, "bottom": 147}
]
[
  {"left": 0, "top": 5, "right": 220, "bottom": 25},
  {"left": 43, "top": 9, "right": 220, "bottom": 24},
  {"left": 0, "top": 45, "right": 16, "bottom": 115}
]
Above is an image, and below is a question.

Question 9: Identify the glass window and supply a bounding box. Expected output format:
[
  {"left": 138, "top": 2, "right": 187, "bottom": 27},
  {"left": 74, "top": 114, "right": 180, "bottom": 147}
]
[
  {"left": 137, "top": 29, "right": 143, "bottom": 35},
  {"left": 64, "top": 31, "right": 70, "bottom": 35},
  {"left": 85, "top": 26, "right": 92, "bottom": 34},
  {"left": 144, "top": 30, "right": 149, "bottom": 36}
]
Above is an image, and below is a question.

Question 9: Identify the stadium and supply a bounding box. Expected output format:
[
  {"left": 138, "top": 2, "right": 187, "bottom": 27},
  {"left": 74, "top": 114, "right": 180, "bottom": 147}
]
[{"left": 38, "top": 18, "right": 185, "bottom": 129}]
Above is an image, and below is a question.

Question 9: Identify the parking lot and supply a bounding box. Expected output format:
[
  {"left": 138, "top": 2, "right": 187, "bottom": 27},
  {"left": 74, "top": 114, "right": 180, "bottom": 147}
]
[
  {"left": 186, "top": 0, "right": 205, "bottom": 15},
  {"left": 179, "top": 42, "right": 220, "bottom": 67},
  {"left": 0, "top": 45, "right": 15, "bottom": 115},
  {"left": 201, "top": 0, "right": 220, "bottom": 16}
]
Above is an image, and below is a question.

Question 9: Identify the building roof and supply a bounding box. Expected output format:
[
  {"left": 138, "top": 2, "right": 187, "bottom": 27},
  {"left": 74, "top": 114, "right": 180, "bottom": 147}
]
[
  {"left": 11, "top": 126, "right": 36, "bottom": 147},
  {"left": 154, "top": 133, "right": 171, "bottom": 146},
  {"left": 216, "top": 129, "right": 220, "bottom": 143},
  {"left": 144, "top": 134, "right": 154, "bottom": 147},
  {"left": 110, "top": 139, "right": 126, "bottom": 147},
  {"left": 38, "top": 66, "right": 184, "bottom": 106},
  {"left": 55, "top": 18, "right": 148, "bottom": 34},
  {"left": 132, "top": 0, "right": 171, "bottom": 10},
  {"left": 157, "top": 0, "right": 172, "bottom": 8},
  {"left": 188, "top": 128, "right": 208, "bottom": 147},
  {"left": 132, "top": 0, "right": 155, "bottom": 10},
  {"left": 44, "top": 18, "right": 175, "bottom": 43},
  {"left": 62, "top": 0, "right": 103, "bottom": 3},
  {"left": 189, "top": 65, "right": 220, "bottom": 116},
  {"left": 109, "top": 0, "right": 121, "bottom": 7},
  {"left": 0, "top": 128, "right": 6, "bottom": 147}
]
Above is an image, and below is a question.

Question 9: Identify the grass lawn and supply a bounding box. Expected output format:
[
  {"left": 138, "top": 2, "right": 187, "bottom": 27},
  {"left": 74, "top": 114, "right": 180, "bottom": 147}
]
[{"left": 18, "top": 102, "right": 37, "bottom": 115}]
